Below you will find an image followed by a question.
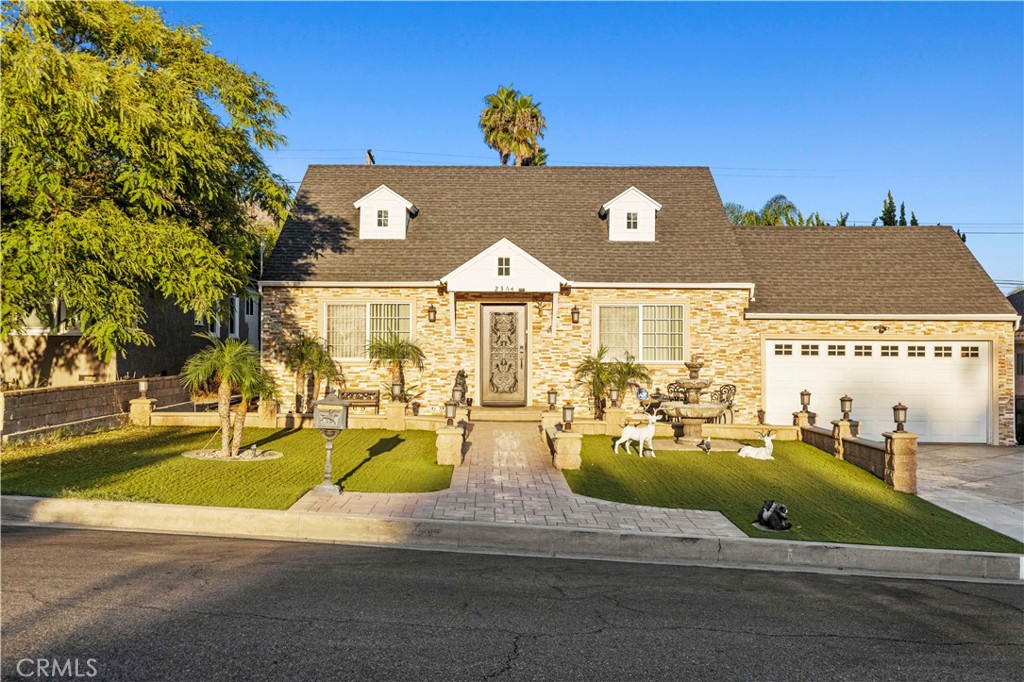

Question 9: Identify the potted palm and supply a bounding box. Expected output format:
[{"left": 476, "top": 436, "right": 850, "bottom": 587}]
[
  {"left": 367, "top": 333, "right": 426, "bottom": 401},
  {"left": 280, "top": 332, "right": 340, "bottom": 412},
  {"left": 181, "top": 337, "right": 278, "bottom": 458},
  {"left": 608, "top": 353, "right": 652, "bottom": 410},
  {"left": 574, "top": 346, "right": 612, "bottom": 419}
]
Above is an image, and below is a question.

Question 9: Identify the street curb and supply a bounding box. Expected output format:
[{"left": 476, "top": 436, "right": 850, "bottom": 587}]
[{"left": 2, "top": 495, "right": 1021, "bottom": 584}]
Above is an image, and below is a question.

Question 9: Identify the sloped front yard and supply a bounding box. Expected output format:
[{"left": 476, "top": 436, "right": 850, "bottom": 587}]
[
  {"left": 563, "top": 437, "right": 1024, "bottom": 554},
  {"left": 1, "top": 427, "right": 450, "bottom": 510}
]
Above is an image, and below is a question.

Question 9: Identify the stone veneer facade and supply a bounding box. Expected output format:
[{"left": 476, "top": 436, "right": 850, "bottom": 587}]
[{"left": 261, "top": 286, "right": 1017, "bottom": 445}]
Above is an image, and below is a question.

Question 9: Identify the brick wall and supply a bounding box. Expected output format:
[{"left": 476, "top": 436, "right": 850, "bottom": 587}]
[
  {"left": 261, "top": 285, "right": 1017, "bottom": 444},
  {"left": 1, "top": 375, "right": 188, "bottom": 439}
]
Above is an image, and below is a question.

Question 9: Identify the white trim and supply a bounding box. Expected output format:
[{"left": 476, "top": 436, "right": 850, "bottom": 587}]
[
  {"left": 746, "top": 312, "right": 1020, "bottom": 327},
  {"left": 601, "top": 186, "right": 663, "bottom": 211},
  {"left": 440, "top": 238, "right": 565, "bottom": 293},
  {"left": 352, "top": 185, "right": 414, "bottom": 210},
  {"left": 228, "top": 296, "right": 240, "bottom": 339},
  {"left": 260, "top": 281, "right": 437, "bottom": 288},
  {"left": 592, "top": 300, "right": 690, "bottom": 364}
]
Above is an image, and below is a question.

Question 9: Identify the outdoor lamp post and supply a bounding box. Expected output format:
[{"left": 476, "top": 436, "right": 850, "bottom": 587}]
[
  {"left": 609, "top": 386, "right": 620, "bottom": 407},
  {"left": 452, "top": 384, "right": 465, "bottom": 405},
  {"left": 138, "top": 379, "right": 149, "bottom": 399},
  {"left": 445, "top": 400, "right": 458, "bottom": 426},
  {"left": 893, "top": 403, "right": 908, "bottom": 432},
  {"left": 800, "top": 389, "right": 811, "bottom": 413},
  {"left": 840, "top": 395, "right": 853, "bottom": 421},
  {"left": 392, "top": 381, "right": 404, "bottom": 403},
  {"left": 547, "top": 388, "right": 558, "bottom": 411},
  {"left": 570, "top": 306, "right": 581, "bottom": 324},
  {"left": 562, "top": 403, "right": 575, "bottom": 431},
  {"left": 312, "top": 393, "right": 350, "bottom": 495},
  {"left": 427, "top": 304, "right": 437, "bottom": 323}
]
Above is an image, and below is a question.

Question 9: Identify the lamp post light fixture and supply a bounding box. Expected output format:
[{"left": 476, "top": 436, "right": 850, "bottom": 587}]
[
  {"left": 609, "top": 386, "right": 620, "bottom": 408},
  {"left": 312, "top": 393, "right": 350, "bottom": 495},
  {"left": 391, "top": 381, "right": 404, "bottom": 403},
  {"left": 840, "top": 395, "right": 853, "bottom": 421},
  {"left": 799, "top": 389, "right": 811, "bottom": 413},
  {"left": 452, "top": 384, "right": 465, "bottom": 406},
  {"left": 547, "top": 388, "right": 558, "bottom": 411},
  {"left": 138, "top": 379, "right": 149, "bottom": 399},
  {"left": 427, "top": 304, "right": 437, "bottom": 323},
  {"left": 562, "top": 403, "right": 575, "bottom": 431},
  {"left": 445, "top": 400, "right": 458, "bottom": 426},
  {"left": 570, "top": 305, "right": 580, "bottom": 324},
  {"left": 892, "top": 403, "right": 908, "bottom": 432}
]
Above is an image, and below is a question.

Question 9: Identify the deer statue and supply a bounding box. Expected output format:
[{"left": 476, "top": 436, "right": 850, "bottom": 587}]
[
  {"left": 737, "top": 430, "right": 776, "bottom": 460},
  {"left": 614, "top": 410, "right": 664, "bottom": 458}
]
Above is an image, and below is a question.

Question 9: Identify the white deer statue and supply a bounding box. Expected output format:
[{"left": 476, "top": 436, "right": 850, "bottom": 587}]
[
  {"left": 614, "top": 410, "right": 663, "bottom": 458},
  {"left": 737, "top": 430, "right": 775, "bottom": 460}
]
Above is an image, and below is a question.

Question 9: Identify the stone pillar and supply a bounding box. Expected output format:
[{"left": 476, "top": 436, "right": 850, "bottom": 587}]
[
  {"left": 129, "top": 398, "right": 156, "bottom": 427},
  {"left": 436, "top": 425, "right": 464, "bottom": 466},
  {"left": 793, "top": 411, "right": 815, "bottom": 429},
  {"left": 553, "top": 430, "right": 583, "bottom": 470},
  {"left": 540, "top": 411, "right": 562, "bottom": 433},
  {"left": 385, "top": 403, "right": 407, "bottom": 431},
  {"left": 831, "top": 419, "right": 853, "bottom": 460},
  {"left": 884, "top": 431, "right": 918, "bottom": 494},
  {"left": 258, "top": 399, "right": 279, "bottom": 428},
  {"left": 603, "top": 406, "right": 628, "bottom": 430}
]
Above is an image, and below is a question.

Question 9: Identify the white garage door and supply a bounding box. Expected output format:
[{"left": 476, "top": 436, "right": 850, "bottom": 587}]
[{"left": 765, "top": 340, "right": 991, "bottom": 443}]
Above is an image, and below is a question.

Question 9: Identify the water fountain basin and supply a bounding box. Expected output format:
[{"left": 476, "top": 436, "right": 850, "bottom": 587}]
[{"left": 658, "top": 401, "right": 728, "bottom": 421}]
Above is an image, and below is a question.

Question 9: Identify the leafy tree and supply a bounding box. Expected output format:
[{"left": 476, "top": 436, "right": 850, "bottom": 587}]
[
  {"left": 1, "top": 1, "right": 291, "bottom": 358},
  {"left": 879, "top": 191, "right": 898, "bottom": 226},
  {"left": 835, "top": 212, "right": 850, "bottom": 226},
  {"left": 180, "top": 337, "right": 277, "bottom": 458},
  {"left": 910, "top": 211, "right": 919, "bottom": 226},
  {"left": 479, "top": 84, "right": 547, "bottom": 166},
  {"left": 367, "top": 333, "right": 426, "bottom": 400},
  {"left": 725, "top": 195, "right": 799, "bottom": 226},
  {"left": 898, "top": 202, "right": 907, "bottom": 226}
]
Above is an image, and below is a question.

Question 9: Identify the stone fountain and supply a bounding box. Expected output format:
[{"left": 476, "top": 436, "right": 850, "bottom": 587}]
[{"left": 657, "top": 354, "right": 728, "bottom": 440}]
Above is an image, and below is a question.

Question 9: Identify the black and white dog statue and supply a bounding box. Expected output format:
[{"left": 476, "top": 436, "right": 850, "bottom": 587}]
[{"left": 756, "top": 500, "right": 792, "bottom": 531}]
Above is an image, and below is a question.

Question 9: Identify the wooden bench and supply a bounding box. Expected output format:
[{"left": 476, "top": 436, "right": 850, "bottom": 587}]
[{"left": 336, "top": 390, "right": 381, "bottom": 414}]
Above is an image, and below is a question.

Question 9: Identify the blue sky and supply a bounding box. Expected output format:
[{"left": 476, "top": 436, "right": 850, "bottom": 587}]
[{"left": 150, "top": 1, "right": 1023, "bottom": 291}]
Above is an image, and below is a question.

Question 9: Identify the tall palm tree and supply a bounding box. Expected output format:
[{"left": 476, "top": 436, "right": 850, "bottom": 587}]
[
  {"left": 181, "top": 337, "right": 277, "bottom": 458},
  {"left": 725, "top": 194, "right": 799, "bottom": 226},
  {"left": 367, "top": 333, "right": 426, "bottom": 399},
  {"left": 479, "top": 84, "right": 547, "bottom": 166}
]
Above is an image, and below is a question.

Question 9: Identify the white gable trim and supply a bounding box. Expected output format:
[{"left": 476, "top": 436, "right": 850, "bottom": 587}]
[
  {"left": 441, "top": 238, "right": 565, "bottom": 293},
  {"left": 353, "top": 184, "right": 414, "bottom": 210},
  {"left": 601, "top": 186, "right": 663, "bottom": 211}
]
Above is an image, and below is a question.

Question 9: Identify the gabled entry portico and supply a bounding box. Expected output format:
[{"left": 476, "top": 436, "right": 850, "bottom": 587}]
[{"left": 439, "top": 238, "right": 568, "bottom": 406}]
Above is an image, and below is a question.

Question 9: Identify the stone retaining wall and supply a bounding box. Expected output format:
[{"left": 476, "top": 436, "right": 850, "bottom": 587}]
[
  {"left": 1, "top": 376, "right": 188, "bottom": 442},
  {"left": 800, "top": 424, "right": 887, "bottom": 482}
]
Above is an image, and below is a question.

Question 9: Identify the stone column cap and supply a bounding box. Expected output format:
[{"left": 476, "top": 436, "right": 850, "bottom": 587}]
[
  {"left": 436, "top": 425, "right": 464, "bottom": 436},
  {"left": 882, "top": 431, "right": 918, "bottom": 440},
  {"left": 554, "top": 430, "right": 583, "bottom": 440},
  {"left": 129, "top": 397, "right": 157, "bottom": 405}
]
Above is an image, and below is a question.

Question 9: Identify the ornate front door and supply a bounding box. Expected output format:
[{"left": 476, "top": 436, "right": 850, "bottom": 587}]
[{"left": 480, "top": 305, "right": 527, "bottom": 406}]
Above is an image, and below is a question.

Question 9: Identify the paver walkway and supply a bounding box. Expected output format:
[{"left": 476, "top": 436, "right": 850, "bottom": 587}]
[{"left": 290, "top": 421, "right": 743, "bottom": 537}]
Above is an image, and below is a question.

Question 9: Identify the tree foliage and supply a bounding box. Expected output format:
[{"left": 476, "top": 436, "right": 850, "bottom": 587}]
[
  {"left": 367, "top": 333, "right": 426, "bottom": 394},
  {"left": 879, "top": 191, "right": 898, "bottom": 226},
  {"left": 479, "top": 84, "right": 547, "bottom": 166},
  {"left": 1, "top": 1, "right": 291, "bottom": 357},
  {"left": 725, "top": 195, "right": 835, "bottom": 226},
  {"left": 279, "top": 331, "right": 341, "bottom": 412}
]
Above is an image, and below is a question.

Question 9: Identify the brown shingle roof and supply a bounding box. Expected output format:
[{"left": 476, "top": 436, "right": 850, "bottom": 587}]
[
  {"left": 735, "top": 226, "right": 1017, "bottom": 316},
  {"left": 262, "top": 165, "right": 750, "bottom": 284}
]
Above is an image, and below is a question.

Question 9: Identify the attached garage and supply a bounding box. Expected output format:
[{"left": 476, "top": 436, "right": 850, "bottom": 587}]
[{"left": 764, "top": 339, "right": 991, "bottom": 443}]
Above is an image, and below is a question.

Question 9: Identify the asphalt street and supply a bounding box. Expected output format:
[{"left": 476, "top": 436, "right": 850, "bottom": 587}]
[{"left": 1, "top": 526, "right": 1021, "bottom": 681}]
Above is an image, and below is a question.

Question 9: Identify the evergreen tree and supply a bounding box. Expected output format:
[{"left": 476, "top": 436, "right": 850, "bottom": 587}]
[
  {"left": 910, "top": 211, "right": 919, "bottom": 226},
  {"left": 879, "top": 191, "right": 898, "bottom": 226},
  {"left": 898, "top": 202, "right": 907, "bottom": 226}
]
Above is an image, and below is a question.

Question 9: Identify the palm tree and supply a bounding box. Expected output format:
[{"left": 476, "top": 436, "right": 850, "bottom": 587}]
[
  {"left": 479, "top": 84, "right": 547, "bottom": 166},
  {"left": 522, "top": 146, "right": 548, "bottom": 167},
  {"left": 181, "top": 337, "right": 277, "bottom": 458},
  {"left": 280, "top": 332, "right": 339, "bottom": 412},
  {"left": 574, "top": 346, "right": 612, "bottom": 419},
  {"left": 725, "top": 195, "right": 801, "bottom": 226},
  {"left": 367, "top": 333, "right": 426, "bottom": 399},
  {"left": 608, "top": 353, "right": 652, "bottom": 408}
]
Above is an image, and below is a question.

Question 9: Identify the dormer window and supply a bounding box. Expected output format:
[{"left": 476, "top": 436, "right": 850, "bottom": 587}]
[
  {"left": 497, "top": 257, "right": 511, "bottom": 277},
  {"left": 353, "top": 185, "right": 417, "bottom": 240},
  {"left": 600, "top": 186, "right": 662, "bottom": 242}
]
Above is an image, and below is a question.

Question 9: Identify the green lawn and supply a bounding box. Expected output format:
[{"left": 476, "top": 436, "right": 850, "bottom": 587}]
[
  {"left": 1, "top": 426, "right": 451, "bottom": 510},
  {"left": 564, "top": 436, "right": 1024, "bottom": 554}
]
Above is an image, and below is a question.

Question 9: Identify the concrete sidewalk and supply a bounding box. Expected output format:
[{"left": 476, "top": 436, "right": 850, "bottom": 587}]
[{"left": 917, "top": 443, "right": 1023, "bottom": 543}]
